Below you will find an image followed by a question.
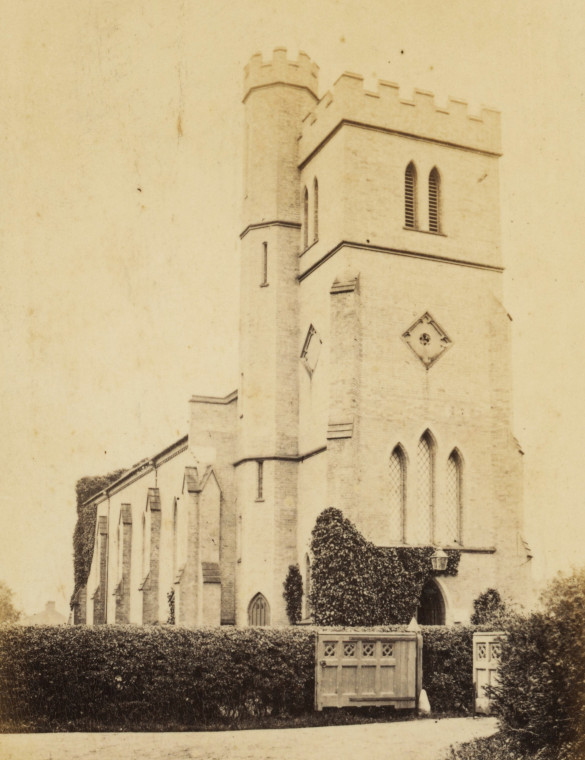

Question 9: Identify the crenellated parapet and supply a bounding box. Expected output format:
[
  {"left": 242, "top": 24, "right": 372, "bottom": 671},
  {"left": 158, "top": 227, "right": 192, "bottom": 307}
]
[
  {"left": 299, "top": 72, "right": 501, "bottom": 165},
  {"left": 244, "top": 48, "right": 319, "bottom": 101}
]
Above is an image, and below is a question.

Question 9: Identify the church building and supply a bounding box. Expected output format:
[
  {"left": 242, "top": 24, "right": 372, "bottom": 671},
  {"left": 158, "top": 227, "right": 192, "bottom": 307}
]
[{"left": 73, "top": 49, "right": 532, "bottom": 628}]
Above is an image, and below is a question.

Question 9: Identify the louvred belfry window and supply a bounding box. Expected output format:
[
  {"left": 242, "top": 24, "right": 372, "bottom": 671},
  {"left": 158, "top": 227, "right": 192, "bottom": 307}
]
[
  {"left": 429, "top": 167, "right": 440, "bottom": 232},
  {"left": 405, "top": 163, "right": 417, "bottom": 229}
]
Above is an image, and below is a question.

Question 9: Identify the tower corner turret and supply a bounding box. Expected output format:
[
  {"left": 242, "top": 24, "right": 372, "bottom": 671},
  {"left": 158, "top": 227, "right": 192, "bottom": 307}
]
[{"left": 244, "top": 48, "right": 319, "bottom": 102}]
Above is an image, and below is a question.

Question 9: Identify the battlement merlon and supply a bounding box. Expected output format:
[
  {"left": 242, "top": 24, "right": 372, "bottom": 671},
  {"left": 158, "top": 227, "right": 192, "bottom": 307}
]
[
  {"left": 299, "top": 72, "right": 501, "bottom": 165},
  {"left": 244, "top": 48, "right": 320, "bottom": 102}
]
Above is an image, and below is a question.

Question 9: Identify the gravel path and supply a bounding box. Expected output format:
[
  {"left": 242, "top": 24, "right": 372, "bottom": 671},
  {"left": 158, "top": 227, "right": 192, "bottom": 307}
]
[{"left": 0, "top": 717, "right": 498, "bottom": 760}]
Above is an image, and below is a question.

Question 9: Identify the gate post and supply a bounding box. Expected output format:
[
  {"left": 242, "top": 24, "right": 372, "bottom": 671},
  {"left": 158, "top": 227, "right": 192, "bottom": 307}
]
[{"left": 416, "top": 632, "right": 423, "bottom": 704}]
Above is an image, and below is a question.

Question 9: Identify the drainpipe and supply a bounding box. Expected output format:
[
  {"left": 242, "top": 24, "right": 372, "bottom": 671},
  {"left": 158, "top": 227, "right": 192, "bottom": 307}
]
[{"left": 105, "top": 489, "right": 110, "bottom": 624}]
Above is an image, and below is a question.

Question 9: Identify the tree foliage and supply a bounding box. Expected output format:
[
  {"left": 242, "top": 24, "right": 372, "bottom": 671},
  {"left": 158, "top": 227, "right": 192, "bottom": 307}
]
[
  {"left": 491, "top": 566, "right": 585, "bottom": 759},
  {"left": 470, "top": 588, "right": 508, "bottom": 625},
  {"left": 309, "top": 507, "right": 459, "bottom": 626},
  {"left": 283, "top": 564, "right": 303, "bottom": 624},
  {"left": 0, "top": 581, "right": 20, "bottom": 624},
  {"left": 71, "top": 469, "right": 126, "bottom": 601}
]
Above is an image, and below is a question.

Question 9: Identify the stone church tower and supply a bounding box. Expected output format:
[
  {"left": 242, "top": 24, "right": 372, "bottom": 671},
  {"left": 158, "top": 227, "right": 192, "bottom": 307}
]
[{"left": 74, "top": 49, "right": 532, "bottom": 628}]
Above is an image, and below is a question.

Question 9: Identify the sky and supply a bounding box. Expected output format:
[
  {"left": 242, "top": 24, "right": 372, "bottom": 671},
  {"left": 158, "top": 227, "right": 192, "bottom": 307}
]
[{"left": 1, "top": 0, "right": 584, "bottom": 615}]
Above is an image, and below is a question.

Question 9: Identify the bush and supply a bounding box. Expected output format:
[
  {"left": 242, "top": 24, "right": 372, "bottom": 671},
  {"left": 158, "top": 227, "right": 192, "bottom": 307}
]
[
  {"left": 0, "top": 581, "right": 20, "bottom": 624},
  {"left": 0, "top": 625, "right": 315, "bottom": 731},
  {"left": 283, "top": 565, "right": 303, "bottom": 624},
  {"left": 490, "top": 567, "right": 585, "bottom": 759},
  {"left": 309, "top": 508, "right": 459, "bottom": 626},
  {"left": 444, "top": 733, "right": 526, "bottom": 760},
  {"left": 470, "top": 589, "right": 508, "bottom": 626}
]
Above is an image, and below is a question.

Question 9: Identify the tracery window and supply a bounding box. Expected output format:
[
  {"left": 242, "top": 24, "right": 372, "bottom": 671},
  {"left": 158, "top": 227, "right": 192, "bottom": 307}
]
[
  {"left": 416, "top": 431, "right": 435, "bottom": 543},
  {"left": 442, "top": 449, "right": 462, "bottom": 544},
  {"left": 248, "top": 592, "right": 270, "bottom": 626},
  {"left": 389, "top": 445, "right": 406, "bottom": 542}
]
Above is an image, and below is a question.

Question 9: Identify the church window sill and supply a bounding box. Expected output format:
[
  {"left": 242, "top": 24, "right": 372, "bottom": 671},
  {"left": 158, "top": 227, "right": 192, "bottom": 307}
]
[{"left": 403, "top": 226, "right": 447, "bottom": 237}]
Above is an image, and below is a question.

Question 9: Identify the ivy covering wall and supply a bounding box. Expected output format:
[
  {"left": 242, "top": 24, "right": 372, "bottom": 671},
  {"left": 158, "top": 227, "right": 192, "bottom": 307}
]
[
  {"left": 71, "top": 469, "right": 125, "bottom": 602},
  {"left": 309, "top": 507, "right": 459, "bottom": 626}
]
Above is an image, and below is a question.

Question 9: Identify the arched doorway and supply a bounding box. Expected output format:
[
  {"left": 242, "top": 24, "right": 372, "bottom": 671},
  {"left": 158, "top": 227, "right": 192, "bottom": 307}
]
[{"left": 417, "top": 579, "right": 445, "bottom": 625}]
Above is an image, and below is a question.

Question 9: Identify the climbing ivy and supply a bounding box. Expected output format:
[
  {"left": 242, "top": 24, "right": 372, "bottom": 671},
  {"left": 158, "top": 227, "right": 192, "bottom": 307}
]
[
  {"left": 167, "top": 588, "right": 175, "bottom": 625},
  {"left": 309, "top": 507, "right": 459, "bottom": 626},
  {"left": 282, "top": 564, "right": 303, "bottom": 624},
  {"left": 71, "top": 469, "right": 126, "bottom": 603}
]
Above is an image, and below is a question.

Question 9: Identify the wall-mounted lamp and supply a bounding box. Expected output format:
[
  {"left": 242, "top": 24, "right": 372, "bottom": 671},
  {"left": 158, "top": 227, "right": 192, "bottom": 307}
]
[{"left": 430, "top": 547, "right": 448, "bottom": 572}]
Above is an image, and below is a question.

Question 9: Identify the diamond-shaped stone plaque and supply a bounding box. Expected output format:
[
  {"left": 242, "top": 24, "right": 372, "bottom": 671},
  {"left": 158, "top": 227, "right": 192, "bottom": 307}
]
[
  {"left": 300, "top": 324, "right": 322, "bottom": 376},
  {"left": 402, "top": 312, "right": 452, "bottom": 368}
]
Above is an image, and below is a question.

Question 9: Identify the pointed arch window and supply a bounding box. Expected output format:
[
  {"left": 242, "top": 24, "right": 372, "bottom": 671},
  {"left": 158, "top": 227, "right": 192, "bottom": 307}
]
[
  {"left": 303, "top": 186, "right": 309, "bottom": 250},
  {"left": 389, "top": 445, "right": 406, "bottom": 543},
  {"left": 256, "top": 460, "right": 264, "bottom": 500},
  {"left": 429, "top": 167, "right": 441, "bottom": 233},
  {"left": 405, "top": 162, "right": 417, "bottom": 229},
  {"left": 261, "top": 242, "right": 268, "bottom": 286},
  {"left": 416, "top": 431, "right": 435, "bottom": 543},
  {"left": 443, "top": 450, "right": 462, "bottom": 545},
  {"left": 248, "top": 592, "right": 270, "bottom": 626},
  {"left": 313, "top": 178, "right": 319, "bottom": 243}
]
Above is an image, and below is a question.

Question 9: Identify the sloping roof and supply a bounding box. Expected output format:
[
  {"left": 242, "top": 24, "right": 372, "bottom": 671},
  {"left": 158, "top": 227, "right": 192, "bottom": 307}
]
[{"left": 21, "top": 602, "right": 67, "bottom": 625}]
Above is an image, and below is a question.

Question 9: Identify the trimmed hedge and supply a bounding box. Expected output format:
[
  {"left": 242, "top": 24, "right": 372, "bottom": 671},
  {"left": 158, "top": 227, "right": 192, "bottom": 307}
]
[
  {"left": 421, "top": 626, "right": 475, "bottom": 714},
  {"left": 0, "top": 623, "right": 477, "bottom": 730},
  {"left": 0, "top": 626, "right": 315, "bottom": 730}
]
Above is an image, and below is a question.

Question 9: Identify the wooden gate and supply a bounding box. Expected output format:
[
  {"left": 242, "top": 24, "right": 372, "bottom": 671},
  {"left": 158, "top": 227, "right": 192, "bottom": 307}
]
[
  {"left": 473, "top": 631, "right": 505, "bottom": 714},
  {"left": 315, "top": 632, "right": 422, "bottom": 710}
]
